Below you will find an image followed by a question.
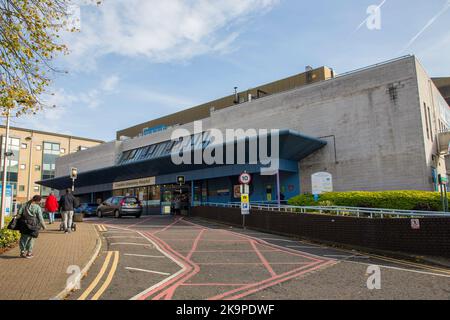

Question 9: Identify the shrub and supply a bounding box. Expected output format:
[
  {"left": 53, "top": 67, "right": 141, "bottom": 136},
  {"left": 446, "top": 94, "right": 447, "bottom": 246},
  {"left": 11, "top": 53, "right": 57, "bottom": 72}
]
[
  {"left": 0, "top": 217, "right": 20, "bottom": 248},
  {"left": 288, "top": 191, "right": 443, "bottom": 211}
]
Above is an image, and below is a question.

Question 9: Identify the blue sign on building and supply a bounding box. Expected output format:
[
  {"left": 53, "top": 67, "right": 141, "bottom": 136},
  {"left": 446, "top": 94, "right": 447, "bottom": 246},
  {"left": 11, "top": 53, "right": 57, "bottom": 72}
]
[{"left": 143, "top": 125, "right": 167, "bottom": 136}]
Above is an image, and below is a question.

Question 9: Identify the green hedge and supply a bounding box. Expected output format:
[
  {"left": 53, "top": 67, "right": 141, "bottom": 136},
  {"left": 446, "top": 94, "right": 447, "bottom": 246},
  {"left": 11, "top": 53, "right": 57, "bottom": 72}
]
[
  {"left": 288, "top": 191, "right": 443, "bottom": 211},
  {"left": 0, "top": 217, "right": 20, "bottom": 249}
]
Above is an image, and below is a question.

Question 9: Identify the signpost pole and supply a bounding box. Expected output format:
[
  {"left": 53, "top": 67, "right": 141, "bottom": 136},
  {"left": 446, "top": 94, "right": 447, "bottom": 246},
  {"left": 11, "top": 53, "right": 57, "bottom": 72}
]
[
  {"left": 239, "top": 172, "right": 251, "bottom": 230},
  {"left": 0, "top": 110, "right": 11, "bottom": 229},
  {"left": 276, "top": 170, "right": 281, "bottom": 208},
  {"left": 445, "top": 183, "right": 449, "bottom": 212}
]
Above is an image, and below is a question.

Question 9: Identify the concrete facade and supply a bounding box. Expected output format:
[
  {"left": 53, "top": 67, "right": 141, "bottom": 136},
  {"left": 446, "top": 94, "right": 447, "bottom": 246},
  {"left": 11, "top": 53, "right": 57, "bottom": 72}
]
[
  {"left": 0, "top": 126, "right": 103, "bottom": 202},
  {"left": 52, "top": 56, "right": 449, "bottom": 194}
]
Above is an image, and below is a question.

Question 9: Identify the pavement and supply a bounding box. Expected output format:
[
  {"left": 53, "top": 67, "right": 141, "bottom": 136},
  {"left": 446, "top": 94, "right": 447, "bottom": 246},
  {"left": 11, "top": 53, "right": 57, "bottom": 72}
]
[
  {"left": 67, "top": 216, "right": 450, "bottom": 300},
  {"left": 0, "top": 222, "right": 99, "bottom": 300}
]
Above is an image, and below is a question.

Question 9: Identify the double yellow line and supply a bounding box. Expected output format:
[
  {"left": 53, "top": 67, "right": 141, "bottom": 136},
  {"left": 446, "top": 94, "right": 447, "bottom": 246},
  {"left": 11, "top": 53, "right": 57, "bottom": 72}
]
[
  {"left": 96, "top": 224, "right": 107, "bottom": 232},
  {"left": 78, "top": 251, "right": 119, "bottom": 300}
]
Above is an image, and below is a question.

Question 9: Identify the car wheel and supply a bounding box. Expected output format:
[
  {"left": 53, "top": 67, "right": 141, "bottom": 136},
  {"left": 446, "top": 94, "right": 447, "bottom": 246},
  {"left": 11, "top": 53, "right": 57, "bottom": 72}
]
[
  {"left": 135, "top": 214, "right": 141, "bottom": 219},
  {"left": 114, "top": 210, "right": 121, "bottom": 219},
  {"left": 97, "top": 210, "right": 102, "bottom": 218}
]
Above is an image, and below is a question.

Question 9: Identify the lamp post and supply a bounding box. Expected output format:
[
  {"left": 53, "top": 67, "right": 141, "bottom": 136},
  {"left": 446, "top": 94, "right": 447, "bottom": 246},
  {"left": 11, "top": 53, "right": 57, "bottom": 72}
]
[
  {"left": 0, "top": 109, "right": 11, "bottom": 229},
  {"left": 25, "top": 134, "right": 34, "bottom": 200}
]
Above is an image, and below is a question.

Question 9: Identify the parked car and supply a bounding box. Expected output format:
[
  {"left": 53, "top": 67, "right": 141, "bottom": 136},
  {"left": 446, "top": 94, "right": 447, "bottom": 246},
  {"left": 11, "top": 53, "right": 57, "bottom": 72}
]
[
  {"left": 96, "top": 196, "right": 142, "bottom": 218},
  {"left": 75, "top": 203, "right": 99, "bottom": 216}
]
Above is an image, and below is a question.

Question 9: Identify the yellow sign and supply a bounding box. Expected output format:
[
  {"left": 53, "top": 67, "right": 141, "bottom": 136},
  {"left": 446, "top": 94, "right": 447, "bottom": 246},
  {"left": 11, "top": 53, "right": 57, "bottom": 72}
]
[
  {"left": 113, "top": 176, "right": 156, "bottom": 190},
  {"left": 241, "top": 194, "right": 249, "bottom": 204}
]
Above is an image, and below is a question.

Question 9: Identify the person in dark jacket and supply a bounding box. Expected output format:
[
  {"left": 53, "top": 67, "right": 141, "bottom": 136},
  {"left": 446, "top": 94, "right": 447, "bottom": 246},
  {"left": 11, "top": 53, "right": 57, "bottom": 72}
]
[
  {"left": 59, "top": 189, "right": 79, "bottom": 234},
  {"left": 17, "top": 195, "right": 46, "bottom": 259}
]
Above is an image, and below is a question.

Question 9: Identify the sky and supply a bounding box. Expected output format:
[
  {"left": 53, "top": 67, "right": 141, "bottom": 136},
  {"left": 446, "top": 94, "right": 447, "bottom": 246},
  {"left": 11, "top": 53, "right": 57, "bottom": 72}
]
[{"left": 9, "top": 0, "right": 450, "bottom": 141}]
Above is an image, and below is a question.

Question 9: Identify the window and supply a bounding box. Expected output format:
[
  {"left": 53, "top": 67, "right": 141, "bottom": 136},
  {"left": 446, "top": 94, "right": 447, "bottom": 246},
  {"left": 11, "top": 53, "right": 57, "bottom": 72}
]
[
  {"left": 427, "top": 106, "right": 434, "bottom": 142},
  {"left": 21, "top": 143, "right": 27, "bottom": 149},
  {"left": 424, "top": 103, "right": 430, "bottom": 140},
  {"left": 78, "top": 146, "right": 88, "bottom": 151},
  {"left": 19, "top": 185, "right": 25, "bottom": 192},
  {"left": 20, "top": 164, "right": 26, "bottom": 170},
  {"left": 1, "top": 137, "right": 20, "bottom": 195},
  {"left": 42, "top": 142, "right": 60, "bottom": 196},
  {"left": 165, "top": 141, "right": 176, "bottom": 152}
]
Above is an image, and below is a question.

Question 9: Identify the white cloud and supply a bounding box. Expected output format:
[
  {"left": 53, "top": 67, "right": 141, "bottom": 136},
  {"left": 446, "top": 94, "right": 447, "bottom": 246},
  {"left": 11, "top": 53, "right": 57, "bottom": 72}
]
[
  {"left": 63, "top": 0, "right": 279, "bottom": 69},
  {"left": 12, "top": 72, "right": 121, "bottom": 134},
  {"left": 101, "top": 74, "right": 120, "bottom": 92},
  {"left": 12, "top": 89, "right": 75, "bottom": 134}
]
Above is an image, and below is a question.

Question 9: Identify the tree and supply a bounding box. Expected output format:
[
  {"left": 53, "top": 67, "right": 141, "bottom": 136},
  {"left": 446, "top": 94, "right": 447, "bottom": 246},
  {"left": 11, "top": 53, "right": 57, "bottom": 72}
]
[{"left": 0, "top": 0, "right": 98, "bottom": 117}]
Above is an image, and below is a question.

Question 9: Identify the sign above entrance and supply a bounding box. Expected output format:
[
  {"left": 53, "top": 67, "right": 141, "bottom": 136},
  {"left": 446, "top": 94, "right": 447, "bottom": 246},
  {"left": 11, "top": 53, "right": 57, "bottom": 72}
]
[
  {"left": 112, "top": 176, "right": 156, "bottom": 190},
  {"left": 239, "top": 172, "right": 252, "bottom": 185}
]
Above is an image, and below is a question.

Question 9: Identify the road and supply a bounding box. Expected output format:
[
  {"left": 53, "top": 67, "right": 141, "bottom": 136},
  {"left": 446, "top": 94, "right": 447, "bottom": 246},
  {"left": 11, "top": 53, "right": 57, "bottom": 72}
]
[{"left": 67, "top": 215, "right": 450, "bottom": 300}]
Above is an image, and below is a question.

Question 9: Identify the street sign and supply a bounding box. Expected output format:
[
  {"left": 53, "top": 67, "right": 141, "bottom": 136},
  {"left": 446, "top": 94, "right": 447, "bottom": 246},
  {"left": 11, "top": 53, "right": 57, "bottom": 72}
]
[
  {"left": 239, "top": 184, "right": 249, "bottom": 195},
  {"left": 239, "top": 172, "right": 252, "bottom": 185},
  {"left": 241, "top": 193, "right": 250, "bottom": 216},
  {"left": 411, "top": 219, "right": 420, "bottom": 230},
  {"left": 241, "top": 202, "right": 250, "bottom": 215},
  {"left": 438, "top": 174, "right": 448, "bottom": 185},
  {"left": 0, "top": 184, "right": 13, "bottom": 217},
  {"left": 312, "top": 172, "right": 333, "bottom": 195},
  {"left": 177, "top": 175, "right": 185, "bottom": 185}
]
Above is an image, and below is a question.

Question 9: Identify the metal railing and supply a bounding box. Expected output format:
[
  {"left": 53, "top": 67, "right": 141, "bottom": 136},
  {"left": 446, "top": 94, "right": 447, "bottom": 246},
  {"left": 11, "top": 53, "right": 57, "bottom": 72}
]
[{"left": 192, "top": 202, "right": 450, "bottom": 218}]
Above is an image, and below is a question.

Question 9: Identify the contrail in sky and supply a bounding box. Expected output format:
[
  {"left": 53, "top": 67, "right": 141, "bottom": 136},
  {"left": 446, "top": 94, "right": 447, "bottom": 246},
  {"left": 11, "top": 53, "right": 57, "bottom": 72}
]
[
  {"left": 355, "top": 0, "right": 387, "bottom": 32},
  {"left": 400, "top": 0, "right": 450, "bottom": 53}
]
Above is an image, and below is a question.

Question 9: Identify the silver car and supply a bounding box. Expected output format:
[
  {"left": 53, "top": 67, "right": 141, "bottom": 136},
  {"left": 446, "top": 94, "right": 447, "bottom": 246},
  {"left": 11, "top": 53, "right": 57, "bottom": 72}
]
[{"left": 97, "top": 196, "right": 142, "bottom": 218}]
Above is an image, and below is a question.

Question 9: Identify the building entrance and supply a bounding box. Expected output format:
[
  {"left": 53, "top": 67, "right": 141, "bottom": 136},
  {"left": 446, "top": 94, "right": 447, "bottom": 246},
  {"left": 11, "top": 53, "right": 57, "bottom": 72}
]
[{"left": 161, "top": 184, "right": 191, "bottom": 216}]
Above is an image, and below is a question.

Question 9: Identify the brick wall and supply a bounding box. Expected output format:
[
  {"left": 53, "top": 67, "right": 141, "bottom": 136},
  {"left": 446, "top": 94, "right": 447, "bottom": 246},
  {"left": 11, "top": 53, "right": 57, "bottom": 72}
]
[{"left": 192, "top": 206, "right": 450, "bottom": 258}]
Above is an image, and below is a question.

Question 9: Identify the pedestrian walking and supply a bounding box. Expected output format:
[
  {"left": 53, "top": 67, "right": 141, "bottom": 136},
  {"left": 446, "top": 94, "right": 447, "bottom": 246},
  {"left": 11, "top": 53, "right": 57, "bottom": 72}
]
[
  {"left": 17, "top": 195, "right": 46, "bottom": 259},
  {"left": 59, "top": 188, "right": 79, "bottom": 234},
  {"left": 44, "top": 192, "right": 59, "bottom": 224}
]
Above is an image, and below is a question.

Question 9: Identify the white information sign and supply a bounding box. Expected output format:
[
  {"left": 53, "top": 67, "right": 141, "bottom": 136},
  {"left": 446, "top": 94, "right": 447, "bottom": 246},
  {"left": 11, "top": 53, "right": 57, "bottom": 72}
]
[{"left": 311, "top": 172, "right": 333, "bottom": 195}]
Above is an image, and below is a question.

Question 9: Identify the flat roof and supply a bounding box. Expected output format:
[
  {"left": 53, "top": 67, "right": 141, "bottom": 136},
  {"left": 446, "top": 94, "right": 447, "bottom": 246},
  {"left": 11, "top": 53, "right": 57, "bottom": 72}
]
[{"left": 0, "top": 125, "right": 104, "bottom": 143}]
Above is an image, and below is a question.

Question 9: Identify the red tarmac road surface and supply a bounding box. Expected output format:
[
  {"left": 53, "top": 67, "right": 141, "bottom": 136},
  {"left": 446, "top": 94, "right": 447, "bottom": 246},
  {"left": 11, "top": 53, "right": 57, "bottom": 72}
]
[
  {"left": 136, "top": 218, "right": 334, "bottom": 300},
  {"left": 69, "top": 215, "right": 450, "bottom": 300}
]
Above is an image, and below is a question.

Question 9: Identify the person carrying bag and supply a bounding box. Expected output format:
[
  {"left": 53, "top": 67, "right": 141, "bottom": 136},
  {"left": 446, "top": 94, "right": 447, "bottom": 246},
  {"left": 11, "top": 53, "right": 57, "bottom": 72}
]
[{"left": 14, "top": 195, "right": 46, "bottom": 259}]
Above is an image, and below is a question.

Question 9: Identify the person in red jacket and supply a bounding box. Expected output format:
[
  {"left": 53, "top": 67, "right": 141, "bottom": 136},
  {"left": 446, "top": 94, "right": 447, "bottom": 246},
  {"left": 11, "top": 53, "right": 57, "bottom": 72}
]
[{"left": 44, "top": 192, "right": 59, "bottom": 224}]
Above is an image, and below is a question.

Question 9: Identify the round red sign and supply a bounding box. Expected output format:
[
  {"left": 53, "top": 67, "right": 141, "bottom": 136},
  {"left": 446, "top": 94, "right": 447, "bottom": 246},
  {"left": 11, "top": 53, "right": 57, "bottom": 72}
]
[{"left": 239, "top": 172, "right": 252, "bottom": 185}]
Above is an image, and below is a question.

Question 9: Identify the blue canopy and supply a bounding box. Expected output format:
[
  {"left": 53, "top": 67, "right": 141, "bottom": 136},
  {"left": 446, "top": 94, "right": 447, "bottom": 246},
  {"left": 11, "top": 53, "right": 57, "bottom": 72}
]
[{"left": 38, "top": 129, "right": 326, "bottom": 190}]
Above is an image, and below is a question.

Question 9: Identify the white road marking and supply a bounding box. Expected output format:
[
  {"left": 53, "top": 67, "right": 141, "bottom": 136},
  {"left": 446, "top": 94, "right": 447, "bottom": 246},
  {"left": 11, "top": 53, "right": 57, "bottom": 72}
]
[
  {"left": 260, "top": 238, "right": 295, "bottom": 242},
  {"left": 124, "top": 254, "right": 166, "bottom": 258},
  {"left": 287, "top": 245, "right": 326, "bottom": 249},
  {"left": 324, "top": 254, "right": 370, "bottom": 259},
  {"left": 125, "top": 267, "right": 171, "bottom": 276},
  {"left": 110, "top": 242, "right": 153, "bottom": 246},
  {"left": 104, "top": 231, "right": 135, "bottom": 234},
  {"left": 103, "top": 224, "right": 187, "bottom": 301},
  {"left": 343, "top": 260, "right": 450, "bottom": 278},
  {"left": 107, "top": 236, "right": 143, "bottom": 239}
]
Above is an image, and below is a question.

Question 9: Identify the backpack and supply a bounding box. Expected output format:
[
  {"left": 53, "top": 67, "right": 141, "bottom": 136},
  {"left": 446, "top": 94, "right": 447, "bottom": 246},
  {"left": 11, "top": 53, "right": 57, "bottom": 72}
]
[{"left": 19, "top": 203, "right": 41, "bottom": 238}]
